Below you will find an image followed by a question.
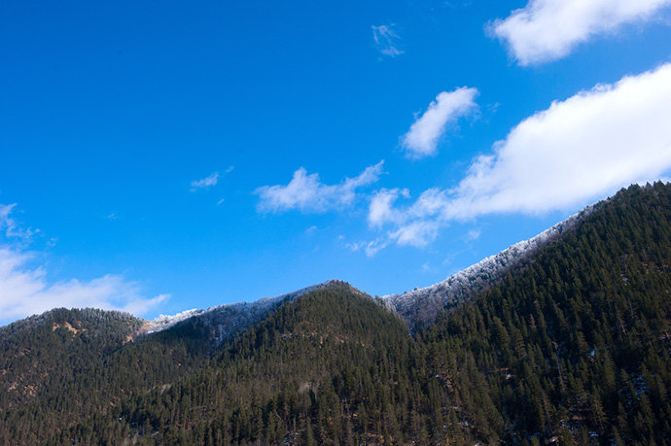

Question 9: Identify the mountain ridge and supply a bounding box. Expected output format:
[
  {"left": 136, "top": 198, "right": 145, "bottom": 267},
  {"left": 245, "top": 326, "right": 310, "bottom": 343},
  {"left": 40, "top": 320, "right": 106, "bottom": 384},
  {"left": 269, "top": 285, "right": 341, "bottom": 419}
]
[
  {"left": 385, "top": 205, "right": 594, "bottom": 329},
  {"left": 138, "top": 204, "right": 594, "bottom": 335},
  {"left": 3, "top": 182, "right": 671, "bottom": 445},
  {"left": 142, "top": 280, "right": 348, "bottom": 334},
  {"left": 0, "top": 194, "right": 609, "bottom": 337}
]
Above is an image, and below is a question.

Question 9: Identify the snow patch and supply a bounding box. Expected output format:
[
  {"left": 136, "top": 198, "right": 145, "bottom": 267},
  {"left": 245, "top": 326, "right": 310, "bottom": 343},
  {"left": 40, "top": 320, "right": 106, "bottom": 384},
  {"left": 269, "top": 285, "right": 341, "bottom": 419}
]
[{"left": 144, "top": 309, "right": 205, "bottom": 334}]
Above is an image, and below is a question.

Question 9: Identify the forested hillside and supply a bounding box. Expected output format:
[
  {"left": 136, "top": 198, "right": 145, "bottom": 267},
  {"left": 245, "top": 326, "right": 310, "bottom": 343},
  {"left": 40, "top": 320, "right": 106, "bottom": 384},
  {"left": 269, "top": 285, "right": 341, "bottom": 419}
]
[
  {"left": 52, "top": 283, "right": 476, "bottom": 445},
  {"left": 420, "top": 182, "right": 671, "bottom": 445},
  {"left": 0, "top": 308, "right": 211, "bottom": 444},
  {"left": 1, "top": 183, "right": 670, "bottom": 445}
]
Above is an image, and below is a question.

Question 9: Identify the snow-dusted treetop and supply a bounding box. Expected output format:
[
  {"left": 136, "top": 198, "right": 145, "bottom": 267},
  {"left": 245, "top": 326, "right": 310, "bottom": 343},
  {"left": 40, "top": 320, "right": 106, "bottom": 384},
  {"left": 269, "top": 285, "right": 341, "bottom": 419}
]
[
  {"left": 384, "top": 207, "right": 592, "bottom": 329},
  {"left": 140, "top": 281, "right": 341, "bottom": 341}
]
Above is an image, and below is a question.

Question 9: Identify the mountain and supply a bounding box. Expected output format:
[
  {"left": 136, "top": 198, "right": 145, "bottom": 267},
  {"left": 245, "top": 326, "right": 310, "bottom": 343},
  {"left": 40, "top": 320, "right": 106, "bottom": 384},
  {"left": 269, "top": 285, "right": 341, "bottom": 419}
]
[
  {"left": 140, "top": 209, "right": 590, "bottom": 339},
  {"left": 0, "top": 307, "right": 212, "bottom": 444},
  {"left": 0, "top": 308, "right": 142, "bottom": 409},
  {"left": 141, "top": 282, "right": 340, "bottom": 346},
  {"left": 60, "top": 282, "right": 439, "bottom": 445},
  {"left": 417, "top": 182, "right": 671, "bottom": 444},
  {"left": 385, "top": 207, "right": 591, "bottom": 330},
  {"left": 1, "top": 182, "right": 671, "bottom": 445}
]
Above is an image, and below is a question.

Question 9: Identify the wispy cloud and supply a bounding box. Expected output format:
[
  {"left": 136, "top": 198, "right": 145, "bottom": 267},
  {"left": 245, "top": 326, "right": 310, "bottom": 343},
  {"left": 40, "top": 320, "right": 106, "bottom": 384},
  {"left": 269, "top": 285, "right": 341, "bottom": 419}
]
[
  {"left": 401, "top": 87, "right": 479, "bottom": 159},
  {"left": 0, "top": 203, "right": 37, "bottom": 242},
  {"left": 466, "top": 229, "right": 481, "bottom": 241},
  {"left": 345, "top": 238, "right": 389, "bottom": 257},
  {"left": 190, "top": 172, "right": 220, "bottom": 191},
  {"left": 256, "top": 161, "right": 384, "bottom": 213},
  {"left": 368, "top": 63, "right": 671, "bottom": 252},
  {"left": 0, "top": 205, "right": 168, "bottom": 325},
  {"left": 491, "top": 0, "right": 671, "bottom": 65},
  {"left": 0, "top": 204, "right": 18, "bottom": 237},
  {"left": 372, "top": 24, "right": 404, "bottom": 58}
]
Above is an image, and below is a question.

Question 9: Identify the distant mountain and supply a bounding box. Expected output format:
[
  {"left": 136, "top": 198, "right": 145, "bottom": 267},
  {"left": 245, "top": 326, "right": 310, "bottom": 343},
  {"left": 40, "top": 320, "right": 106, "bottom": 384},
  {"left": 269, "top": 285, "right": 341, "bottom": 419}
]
[
  {"left": 141, "top": 281, "right": 342, "bottom": 345},
  {"left": 1, "top": 182, "right": 670, "bottom": 445}
]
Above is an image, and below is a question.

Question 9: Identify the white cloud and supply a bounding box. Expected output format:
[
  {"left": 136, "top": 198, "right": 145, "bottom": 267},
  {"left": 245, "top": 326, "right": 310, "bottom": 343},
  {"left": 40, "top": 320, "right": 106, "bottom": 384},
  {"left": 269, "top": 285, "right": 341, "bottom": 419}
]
[
  {"left": 372, "top": 24, "right": 404, "bottom": 57},
  {"left": 401, "top": 87, "right": 478, "bottom": 159},
  {"left": 190, "top": 172, "right": 220, "bottom": 191},
  {"left": 0, "top": 247, "right": 168, "bottom": 324},
  {"left": 446, "top": 63, "right": 671, "bottom": 218},
  {"left": 369, "top": 63, "right": 671, "bottom": 252},
  {"left": 367, "top": 188, "right": 409, "bottom": 227},
  {"left": 492, "top": 0, "right": 671, "bottom": 65},
  {"left": 368, "top": 188, "right": 449, "bottom": 228},
  {"left": 256, "top": 161, "right": 384, "bottom": 213},
  {"left": 0, "top": 205, "right": 168, "bottom": 325},
  {"left": 367, "top": 188, "right": 449, "bottom": 248},
  {"left": 389, "top": 220, "right": 441, "bottom": 248}
]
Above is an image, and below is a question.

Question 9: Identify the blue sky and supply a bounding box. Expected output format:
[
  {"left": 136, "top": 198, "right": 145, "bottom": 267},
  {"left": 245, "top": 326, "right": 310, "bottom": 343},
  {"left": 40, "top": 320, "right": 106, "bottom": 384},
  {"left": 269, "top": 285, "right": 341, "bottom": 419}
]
[{"left": 1, "top": 0, "right": 671, "bottom": 324}]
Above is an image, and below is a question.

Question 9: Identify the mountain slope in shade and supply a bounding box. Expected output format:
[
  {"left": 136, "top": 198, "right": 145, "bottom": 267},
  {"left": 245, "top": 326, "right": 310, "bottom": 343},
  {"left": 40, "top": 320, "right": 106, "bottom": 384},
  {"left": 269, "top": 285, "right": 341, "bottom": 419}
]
[{"left": 140, "top": 281, "right": 348, "bottom": 346}]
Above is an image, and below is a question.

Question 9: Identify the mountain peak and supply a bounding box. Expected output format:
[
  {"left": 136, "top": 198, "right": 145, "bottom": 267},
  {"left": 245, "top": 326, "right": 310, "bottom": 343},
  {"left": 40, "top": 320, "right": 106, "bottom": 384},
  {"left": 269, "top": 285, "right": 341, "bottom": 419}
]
[{"left": 140, "top": 279, "right": 364, "bottom": 343}]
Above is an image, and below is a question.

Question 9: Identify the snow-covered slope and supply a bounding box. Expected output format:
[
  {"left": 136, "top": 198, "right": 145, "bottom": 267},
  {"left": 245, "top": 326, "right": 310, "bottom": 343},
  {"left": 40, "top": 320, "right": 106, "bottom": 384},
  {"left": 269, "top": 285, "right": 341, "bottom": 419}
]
[
  {"left": 143, "top": 309, "right": 206, "bottom": 334},
  {"left": 141, "top": 281, "right": 341, "bottom": 345},
  {"left": 385, "top": 208, "right": 592, "bottom": 329}
]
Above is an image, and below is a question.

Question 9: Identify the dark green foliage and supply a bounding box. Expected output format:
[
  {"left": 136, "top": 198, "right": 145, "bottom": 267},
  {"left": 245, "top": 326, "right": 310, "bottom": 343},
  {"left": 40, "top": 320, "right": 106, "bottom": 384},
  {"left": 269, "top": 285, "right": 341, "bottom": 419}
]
[
  {"left": 421, "top": 182, "right": 671, "bottom": 445},
  {"left": 54, "top": 283, "right": 470, "bottom": 445},
  {"left": 0, "top": 308, "right": 209, "bottom": 445},
  {"left": 1, "top": 183, "right": 671, "bottom": 445}
]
